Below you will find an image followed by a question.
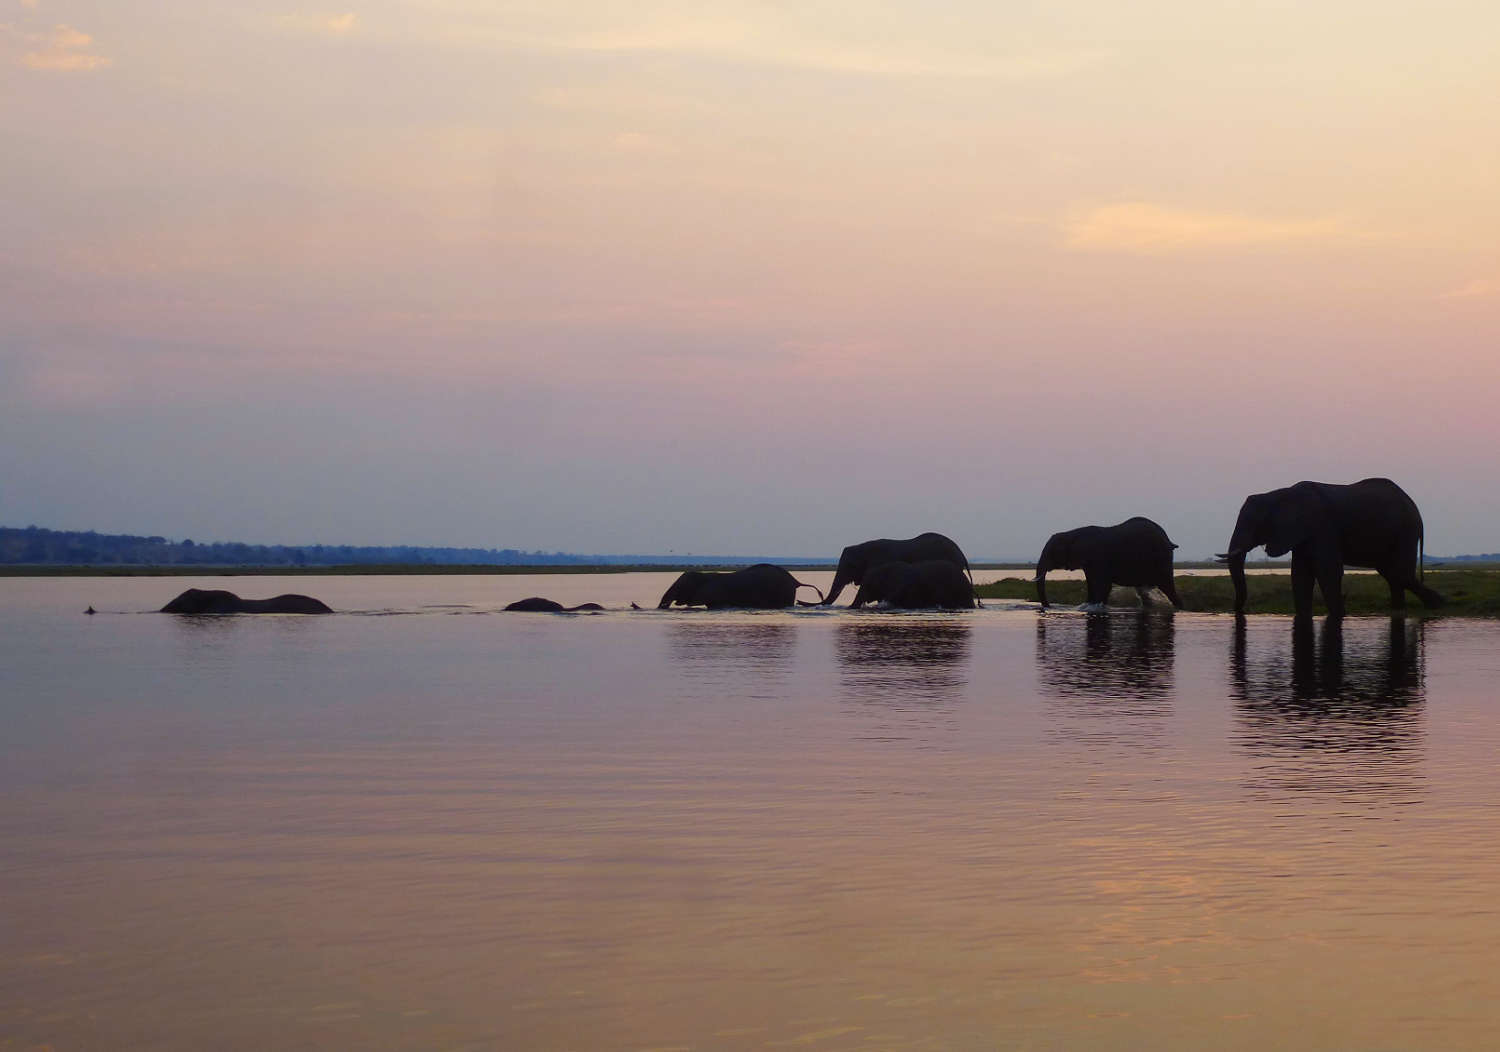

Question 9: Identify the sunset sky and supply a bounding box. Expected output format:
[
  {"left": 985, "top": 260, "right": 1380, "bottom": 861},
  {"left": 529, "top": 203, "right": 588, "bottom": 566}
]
[{"left": 4, "top": 1, "right": 1498, "bottom": 558}]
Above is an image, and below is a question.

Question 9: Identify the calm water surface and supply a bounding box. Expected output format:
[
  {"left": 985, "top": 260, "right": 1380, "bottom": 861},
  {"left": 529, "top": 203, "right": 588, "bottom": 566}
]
[{"left": 5, "top": 573, "right": 1500, "bottom": 1050}]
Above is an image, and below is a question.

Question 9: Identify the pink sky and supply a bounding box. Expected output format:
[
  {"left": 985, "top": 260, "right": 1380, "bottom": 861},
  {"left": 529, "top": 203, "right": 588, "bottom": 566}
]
[{"left": 3, "top": 1, "right": 1498, "bottom": 557}]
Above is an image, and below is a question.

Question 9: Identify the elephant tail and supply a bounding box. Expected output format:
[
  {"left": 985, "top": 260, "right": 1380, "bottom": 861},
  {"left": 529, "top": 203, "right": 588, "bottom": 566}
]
[
  {"left": 1420, "top": 526, "right": 1426, "bottom": 582},
  {"left": 794, "top": 581, "right": 826, "bottom": 607}
]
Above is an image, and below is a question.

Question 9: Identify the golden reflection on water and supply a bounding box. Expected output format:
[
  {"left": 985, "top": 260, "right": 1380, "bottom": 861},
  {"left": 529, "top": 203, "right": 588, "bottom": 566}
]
[{"left": 8, "top": 587, "right": 1500, "bottom": 1050}]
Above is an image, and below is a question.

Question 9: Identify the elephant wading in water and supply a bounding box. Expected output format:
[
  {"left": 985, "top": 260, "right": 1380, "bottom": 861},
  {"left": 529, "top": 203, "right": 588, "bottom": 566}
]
[
  {"left": 823, "top": 532, "right": 975, "bottom": 607},
  {"left": 1216, "top": 477, "right": 1444, "bottom": 618},
  {"left": 504, "top": 598, "right": 604, "bottom": 612},
  {"left": 851, "top": 560, "right": 977, "bottom": 609},
  {"left": 1035, "top": 516, "right": 1183, "bottom": 609},
  {"left": 658, "top": 564, "right": 825, "bottom": 610},
  {"left": 162, "top": 588, "right": 332, "bottom": 614}
]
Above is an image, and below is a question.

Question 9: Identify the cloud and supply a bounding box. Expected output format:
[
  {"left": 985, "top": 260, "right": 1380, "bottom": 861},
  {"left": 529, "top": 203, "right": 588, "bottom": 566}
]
[
  {"left": 273, "top": 11, "right": 358, "bottom": 36},
  {"left": 441, "top": 9, "right": 1102, "bottom": 81},
  {"left": 1064, "top": 202, "right": 1352, "bottom": 254},
  {"left": 1438, "top": 276, "right": 1500, "bottom": 301},
  {"left": 570, "top": 20, "right": 1034, "bottom": 77},
  {"left": 13, "top": 23, "right": 110, "bottom": 70}
]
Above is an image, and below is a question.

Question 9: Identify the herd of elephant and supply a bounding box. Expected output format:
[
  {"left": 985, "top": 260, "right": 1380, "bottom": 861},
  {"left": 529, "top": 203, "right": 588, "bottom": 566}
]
[{"left": 158, "top": 478, "right": 1446, "bottom": 620}]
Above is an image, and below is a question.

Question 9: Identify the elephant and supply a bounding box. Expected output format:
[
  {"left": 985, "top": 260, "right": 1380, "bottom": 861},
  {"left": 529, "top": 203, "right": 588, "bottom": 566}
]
[
  {"left": 1035, "top": 516, "right": 1182, "bottom": 609},
  {"left": 823, "top": 532, "right": 974, "bottom": 607},
  {"left": 504, "top": 597, "right": 604, "bottom": 612},
  {"left": 849, "top": 560, "right": 977, "bottom": 609},
  {"left": 1216, "top": 477, "right": 1444, "bottom": 618},
  {"left": 657, "top": 563, "right": 825, "bottom": 609},
  {"left": 161, "top": 588, "right": 332, "bottom": 614}
]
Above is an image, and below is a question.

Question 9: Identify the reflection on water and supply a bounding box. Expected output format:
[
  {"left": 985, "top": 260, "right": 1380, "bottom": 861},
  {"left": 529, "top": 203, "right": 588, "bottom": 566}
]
[
  {"left": 1036, "top": 610, "right": 1175, "bottom": 749},
  {"left": 666, "top": 620, "right": 796, "bottom": 697},
  {"left": 1232, "top": 617, "right": 1425, "bottom": 802},
  {"left": 1036, "top": 610, "right": 1176, "bottom": 700},
  {"left": 835, "top": 619, "right": 970, "bottom": 742},
  {"left": 16, "top": 576, "right": 1500, "bottom": 1051}
]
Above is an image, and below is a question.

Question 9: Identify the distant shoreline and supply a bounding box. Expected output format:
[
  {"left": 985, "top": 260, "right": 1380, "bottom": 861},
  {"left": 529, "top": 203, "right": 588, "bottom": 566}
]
[{"left": 0, "top": 560, "right": 1394, "bottom": 578}]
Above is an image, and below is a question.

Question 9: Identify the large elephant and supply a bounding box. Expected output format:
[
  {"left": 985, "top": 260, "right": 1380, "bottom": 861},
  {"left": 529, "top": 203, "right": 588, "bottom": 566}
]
[
  {"left": 1216, "top": 477, "right": 1444, "bottom": 618},
  {"left": 823, "top": 532, "right": 974, "bottom": 606},
  {"left": 850, "top": 560, "right": 976, "bottom": 609},
  {"left": 658, "top": 563, "right": 825, "bottom": 610},
  {"left": 1035, "top": 516, "right": 1182, "bottom": 609},
  {"left": 504, "top": 597, "right": 604, "bottom": 612},
  {"left": 161, "top": 588, "right": 332, "bottom": 614}
]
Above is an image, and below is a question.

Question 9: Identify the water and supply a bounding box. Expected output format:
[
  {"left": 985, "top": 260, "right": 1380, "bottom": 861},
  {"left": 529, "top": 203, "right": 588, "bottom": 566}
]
[{"left": 5, "top": 573, "right": 1500, "bottom": 1050}]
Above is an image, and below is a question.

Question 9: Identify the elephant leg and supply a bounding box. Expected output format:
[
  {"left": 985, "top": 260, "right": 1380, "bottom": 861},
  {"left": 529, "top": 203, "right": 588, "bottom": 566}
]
[
  {"left": 1290, "top": 553, "right": 1317, "bottom": 619},
  {"left": 1315, "top": 558, "right": 1345, "bottom": 620},
  {"left": 1382, "top": 571, "right": 1408, "bottom": 612},
  {"left": 1085, "top": 573, "right": 1112, "bottom": 606},
  {"left": 1158, "top": 575, "right": 1184, "bottom": 610},
  {"left": 1158, "top": 579, "right": 1182, "bottom": 612},
  {"left": 1384, "top": 565, "right": 1445, "bottom": 609}
]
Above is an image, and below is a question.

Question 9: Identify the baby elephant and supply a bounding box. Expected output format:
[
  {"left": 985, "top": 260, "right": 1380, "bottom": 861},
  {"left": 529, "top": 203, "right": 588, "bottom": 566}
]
[
  {"left": 1034, "top": 516, "right": 1182, "bottom": 609},
  {"left": 850, "top": 560, "right": 976, "bottom": 609},
  {"left": 658, "top": 563, "right": 824, "bottom": 609},
  {"left": 161, "top": 588, "right": 332, "bottom": 614},
  {"left": 504, "top": 597, "right": 604, "bottom": 612}
]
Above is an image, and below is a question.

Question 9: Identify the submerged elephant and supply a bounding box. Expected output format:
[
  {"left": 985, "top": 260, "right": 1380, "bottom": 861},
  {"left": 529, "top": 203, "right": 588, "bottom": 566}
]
[
  {"left": 1035, "top": 516, "right": 1182, "bottom": 609},
  {"left": 823, "top": 532, "right": 974, "bottom": 606},
  {"left": 1216, "top": 477, "right": 1444, "bottom": 618},
  {"left": 161, "top": 588, "right": 332, "bottom": 614},
  {"left": 850, "top": 560, "right": 976, "bottom": 609},
  {"left": 504, "top": 597, "right": 604, "bottom": 612},
  {"left": 658, "top": 564, "right": 824, "bottom": 609}
]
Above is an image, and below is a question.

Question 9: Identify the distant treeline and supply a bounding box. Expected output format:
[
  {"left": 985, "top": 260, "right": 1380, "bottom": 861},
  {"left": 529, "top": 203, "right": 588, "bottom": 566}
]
[{"left": 0, "top": 525, "right": 826, "bottom": 568}]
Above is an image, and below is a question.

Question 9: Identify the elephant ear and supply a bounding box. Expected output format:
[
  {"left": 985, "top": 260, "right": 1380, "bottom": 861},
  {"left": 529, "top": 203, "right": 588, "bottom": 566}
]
[
  {"left": 659, "top": 571, "right": 700, "bottom": 607},
  {"left": 1043, "top": 532, "right": 1076, "bottom": 570},
  {"left": 1265, "top": 486, "right": 1323, "bottom": 557}
]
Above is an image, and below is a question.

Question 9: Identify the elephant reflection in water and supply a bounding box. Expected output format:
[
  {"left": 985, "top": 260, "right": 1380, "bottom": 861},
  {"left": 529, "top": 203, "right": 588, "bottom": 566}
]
[
  {"left": 1231, "top": 616, "right": 1425, "bottom": 801},
  {"left": 1035, "top": 610, "right": 1176, "bottom": 748},
  {"left": 1036, "top": 610, "right": 1176, "bottom": 700},
  {"left": 666, "top": 622, "right": 797, "bottom": 696},
  {"left": 835, "top": 621, "right": 971, "bottom": 737}
]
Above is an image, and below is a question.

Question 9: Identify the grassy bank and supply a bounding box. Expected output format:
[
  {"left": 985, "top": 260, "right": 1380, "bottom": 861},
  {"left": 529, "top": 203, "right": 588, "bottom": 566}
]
[{"left": 977, "top": 569, "right": 1500, "bottom": 617}]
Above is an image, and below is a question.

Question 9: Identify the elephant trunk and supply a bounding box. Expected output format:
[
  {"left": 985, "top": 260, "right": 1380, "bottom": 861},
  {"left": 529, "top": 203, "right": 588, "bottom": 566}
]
[
  {"left": 1034, "top": 550, "right": 1054, "bottom": 608},
  {"left": 1223, "top": 550, "right": 1248, "bottom": 613},
  {"left": 823, "top": 568, "right": 853, "bottom": 606}
]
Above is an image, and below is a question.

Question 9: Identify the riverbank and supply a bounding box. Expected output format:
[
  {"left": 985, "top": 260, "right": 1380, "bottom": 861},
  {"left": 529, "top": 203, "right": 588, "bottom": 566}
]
[{"left": 977, "top": 569, "right": 1500, "bottom": 616}]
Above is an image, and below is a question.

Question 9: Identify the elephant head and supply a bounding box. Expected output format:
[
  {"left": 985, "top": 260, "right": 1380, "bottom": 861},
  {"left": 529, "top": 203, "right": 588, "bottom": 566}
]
[
  {"left": 1033, "top": 529, "right": 1082, "bottom": 608},
  {"left": 658, "top": 571, "right": 710, "bottom": 609},
  {"left": 1217, "top": 484, "right": 1325, "bottom": 613},
  {"left": 826, "top": 541, "right": 882, "bottom": 607},
  {"left": 850, "top": 562, "right": 912, "bottom": 609}
]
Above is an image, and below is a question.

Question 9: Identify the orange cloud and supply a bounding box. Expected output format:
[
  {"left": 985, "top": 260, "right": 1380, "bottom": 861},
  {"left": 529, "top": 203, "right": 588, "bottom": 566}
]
[
  {"left": 16, "top": 23, "right": 110, "bottom": 70},
  {"left": 1064, "top": 202, "right": 1352, "bottom": 254},
  {"left": 273, "top": 11, "right": 358, "bottom": 36},
  {"left": 1438, "top": 275, "right": 1500, "bottom": 301}
]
